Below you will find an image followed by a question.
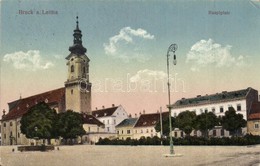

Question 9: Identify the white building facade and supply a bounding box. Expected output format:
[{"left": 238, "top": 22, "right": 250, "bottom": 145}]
[
  {"left": 92, "top": 105, "right": 128, "bottom": 133},
  {"left": 171, "top": 87, "right": 259, "bottom": 137}
]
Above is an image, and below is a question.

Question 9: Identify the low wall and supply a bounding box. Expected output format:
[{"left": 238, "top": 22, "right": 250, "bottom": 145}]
[{"left": 18, "top": 145, "right": 55, "bottom": 152}]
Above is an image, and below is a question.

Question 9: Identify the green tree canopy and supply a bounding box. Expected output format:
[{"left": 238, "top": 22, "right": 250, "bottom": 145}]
[
  {"left": 56, "top": 110, "right": 86, "bottom": 141},
  {"left": 176, "top": 111, "right": 196, "bottom": 137},
  {"left": 194, "top": 112, "right": 219, "bottom": 138},
  {"left": 220, "top": 107, "right": 246, "bottom": 136},
  {"left": 20, "top": 102, "right": 57, "bottom": 140},
  {"left": 155, "top": 116, "right": 176, "bottom": 137}
]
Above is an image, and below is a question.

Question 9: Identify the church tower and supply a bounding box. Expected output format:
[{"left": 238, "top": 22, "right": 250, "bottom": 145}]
[{"left": 65, "top": 16, "right": 92, "bottom": 114}]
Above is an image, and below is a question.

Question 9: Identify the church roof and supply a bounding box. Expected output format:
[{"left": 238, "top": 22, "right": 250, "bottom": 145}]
[
  {"left": 134, "top": 112, "right": 169, "bottom": 128},
  {"left": 2, "top": 88, "right": 65, "bottom": 121},
  {"left": 82, "top": 114, "right": 104, "bottom": 126},
  {"left": 92, "top": 106, "right": 119, "bottom": 118},
  {"left": 116, "top": 118, "right": 138, "bottom": 128},
  {"left": 173, "top": 87, "right": 254, "bottom": 108}
]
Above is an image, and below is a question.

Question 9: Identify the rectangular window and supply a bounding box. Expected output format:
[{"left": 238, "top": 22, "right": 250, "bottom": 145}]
[
  {"left": 228, "top": 105, "right": 233, "bottom": 111},
  {"left": 107, "top": 120, "right": 109, "bottom": 124},
  {"left": 4, "top": 123, "right": 6, "bottom": 127},
  {"left": 255, "top": 123, "right": 259, "bottom": 129},
  {"left": 127, "top": 130, "right": 130, "bottom": 134},
  {"left": 213, "top": 130, "right": 216, "bottom": 136},
  {"left": 4, "top": 134, "right": 6, "bottom": 139},
  {"left": 10, "top": 122, "right": 13, "bottom": 126},
  {"left": 205, "top": 108, "right": 208, "bottom": 113},
  {"left": 117, "top": 130, "right": 119, "bottom": 134},
  {"left": 221, "top": 129, "right": 225, "bottom": 136},
  {"left": 107, "top": 127, "right": 109, "bottom": 132},
  {"left": 88, "top": 127, "right": 90, "bottom": 132},
  {"left": 141, "top": 130, "right": 143, "bottom": 133},
  {"left": 220, "top": 106, "right": 224, "bottom": 113},
  {"left": 18, "top": 132, "right": 20, "bottom": 138},
  {"left": 174, "top": 132, "right": 177, "bottom": 137},
  {"left": 114, "top": 119, "right": 116, "bottom": 124},
  {"left": 181, "top": 131, "right": 184, "bottom": 137},
  {"left": 146, "top": 129, "right": 149, "bottom": 133},
  {"left": 212, "top": 107, "right": 215, "bottom": 113},
  {"left": 237, "top": 104, "right": 241, "bottom": 111},
  {"left": 121, "top": 130, "right": 123, "bottom": 134}
]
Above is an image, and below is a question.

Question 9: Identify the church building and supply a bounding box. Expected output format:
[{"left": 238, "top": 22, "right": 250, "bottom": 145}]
[{"left": 0, "top": 17, "right": 103, "bottom": 145}]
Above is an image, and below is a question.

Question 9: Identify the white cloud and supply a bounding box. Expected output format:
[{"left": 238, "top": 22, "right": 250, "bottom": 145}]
[
  {"left": 186, "top": 39, "right": 248, "bottom": 71},
  {"left": 130, "top": 69, "right": 167, "bottom": 82},
  {"left": 3, "top": 50, "right": 54, "bottom": 71},
  {"left": 104, "top": 27, "right": 155, "bottom": 63}
]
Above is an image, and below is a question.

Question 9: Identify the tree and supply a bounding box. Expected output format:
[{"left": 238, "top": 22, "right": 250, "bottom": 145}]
[
  {"left": 221, "top": 107, "right": 246, "bottom": 136},
  {"left": 194, "top": 112, "right": 219, "bottom": 138},
  {"left": 56, "top": 110, "right": 86, "bottom": 144},
  {"left": 20, "top": 102, "right": 57, "bottom": 143},
  {"left": 155, "top": 116, "right": 176, "bottom": 137},
  {"left": 176, "top": 111, "right": 196, "bottom": 137}
]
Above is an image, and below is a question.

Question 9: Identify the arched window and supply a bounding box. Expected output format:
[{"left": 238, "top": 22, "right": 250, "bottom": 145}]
[
  {"left": 71, "top": 65, "right": 74, "bottom": 72},
  {"left": 83, "top": 67, "right": 86, "bottom": 73}
]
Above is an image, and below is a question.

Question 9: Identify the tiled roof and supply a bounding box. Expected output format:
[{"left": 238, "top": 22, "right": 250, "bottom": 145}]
[
  {"left": 92, "top": 106, "right": 119, "bottom": 118},
  {"left": 82, "top": 114, "right": 104, "bottom": 126},
  {"left": 250, "top": 102, "right": 260, "bottom": 114},
  {"left": 116, "top": 118, "right": 138, "bottom": 128},
  {"left": 173, "top": 87, "right": 252, "bottom": 108},
  {"left": 2, "top": 88, "right": 65, "bottom": 121},
  {"left": 134, "top": 112, "right": 169, "bottom": 128},
  {"left": 248, "top": 113, "right": 260, "bottom": 120}
]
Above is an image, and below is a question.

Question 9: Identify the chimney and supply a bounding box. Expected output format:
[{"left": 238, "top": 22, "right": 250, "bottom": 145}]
[
  {"left": 135, "top": 113, "right": 137, "bottom": 118},
  {"left": 157, "top": 110, "right": 159, "bottom": 113},
  {"left": 2, "top": 109, "right": 6, "bottom": 118},
  {"left": 128, "top": 114, "right": 132, "bottom": 118},
  {"left": 139, "top": 112, "right": 142, "bottom": 116},
  {"left": 96, "top": 107, "right": 98, "bottom": 110},
  {"left": 102, "top": 105, "right": 105, "bottom": 109},
  {"left": 143, "top": 110, "right": 145, "bottom": 114},
  {"left": 112, "top": 104, "right": 115, "bottom": 107}
]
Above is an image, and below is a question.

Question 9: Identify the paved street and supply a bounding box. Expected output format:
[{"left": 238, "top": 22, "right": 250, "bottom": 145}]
[{"left": 1, "top": 145, "right": 260, "bottom": 166}]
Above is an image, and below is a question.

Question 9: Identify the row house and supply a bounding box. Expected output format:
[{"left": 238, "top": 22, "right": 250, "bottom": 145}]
[
  {"left": 116, "top": 112, "right": 169, "bottom": 140},
  {"left": 92, "top": 105, "right": 128, "bottom": 134},
  {"left": 171, "top": 87, "right": 260, "bottom": 137}
]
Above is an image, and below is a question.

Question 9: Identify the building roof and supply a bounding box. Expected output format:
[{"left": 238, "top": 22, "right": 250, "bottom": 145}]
[
  {"left": 250, "top": 102, "right": 260, "bottom": 114},
  {"left": 92, "top": 106, "right": 119, "bottom": 118},
  {"left": 248, "top": 113, "right": 260, "bottom": 120},
  {"left": 82, "top": 114, "right": 104, "bottom": 126},
  {"left": 2, "top": 88, "right": 65, "bottom": 121},
  {"left": 173, "top": 87, "right": 253, "bottom": 108},
  {"left": 134, "top": 112, "right": 169, "bottom": 128},
  {"left": 116, "top": 118, "right": 138, "bottom": 128}
]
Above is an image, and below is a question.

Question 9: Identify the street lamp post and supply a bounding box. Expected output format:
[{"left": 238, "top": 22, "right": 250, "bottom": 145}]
[
  {"left": 166, "top": 44, "right": 177, "bottom": 155},
  {"left": 34, "top": 126, "right": 38, "bottom": 146}
]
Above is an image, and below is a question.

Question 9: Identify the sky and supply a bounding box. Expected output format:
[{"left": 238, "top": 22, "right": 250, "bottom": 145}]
[{"left": 1, "top": 0, "right": 260, "bottom": 116}]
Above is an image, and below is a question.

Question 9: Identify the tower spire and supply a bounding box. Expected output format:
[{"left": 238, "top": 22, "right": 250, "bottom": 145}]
[
  {"left": 68, "top": 16, "right": 87, "bottom": 56},
  {"left": 76, "top": 16, "right": 79, "bottom": 30}
]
